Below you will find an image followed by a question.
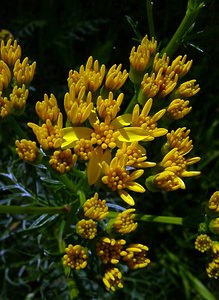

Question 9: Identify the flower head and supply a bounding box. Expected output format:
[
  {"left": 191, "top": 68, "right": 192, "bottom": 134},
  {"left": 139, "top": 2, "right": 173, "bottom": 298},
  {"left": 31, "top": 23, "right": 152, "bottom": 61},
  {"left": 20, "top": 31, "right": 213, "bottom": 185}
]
[
  {"left": 96, "top": 237, "right": 126, "bottom": 264},
  {"left": 64, "top": 84, "right": 93, "bottom": 125},
  {"left": 206, "top": 261, "right": 219, "bottom": 279},
  {"left": 28, "top": 113, "right": 63, "bottom": 150},
  {"left": 0, "top": 60, "right": 11, "bottom": 90},
  {"left": 36, "top": 93, "right": 60, "bottom": 122},
  {"left": 211, "top": 242, "right": 219, "bottom": 263},
  {"left": 176, "top": 80, "right": 200, "bottom": 98},
  {"left": 165, "top": 127, "right": 193, "bottom": 155},
  {"left": 131, "top": 98, "right": 167, "bottom": 140},
  {"left": 0, "top": 93, "right": 12, "bottom": 118},
  {"left": 209, "top": 218, "right": 219, "bottom": 235},
  {"left": 153, "top": 170, "right": 186, "bottom": 191},
  {"left": 68, "top": 56, "right": 105, "bottom": 93},
  {"left": 116, "top": 141, "right": 156, "bottom": 169},
  {"left": 1, "top": 39, "right": 22, "bottom": 66},
  {"left": 160, "top": 148, "right": 201, "bottom": 177},
  {"left": 63, "top": 244, "right": 88, "bottom": 270},
  {"left": 96, "top": 91, "right": 123, "bottom": 121},
  {"left": 208, "top": 191, "right": 219, "bottom": 213},
  {"left": 167, "top": 98, "right": 192, "bottom": 119},
  {"left": 13, "top": 57, "right": 36, "bottom": 85},
  {"left": 122, "top": 243, "right": 150, "bottom": 269},
  {"left": 102, "top": 155, "right": 145, "bottom": 206},
  {"left": 83, "top": 192, "right": 109, "bottom": 220},
  {"left": 113, "top": 208, "right": 138, "bottom": 234},
  {"left": 10, "top": 84, "right": 29, "bottom": 111},
  {"left": 194, "top": 234, "right": 212, "bottom": 253},
  {"left": 76, "top": 219, "right": 97, "bottom": 239},
  {"left": 15, "top": 139, "right": 39, "bottom": 162},
  {"left": 102, "top": 267, "right": 123, "bottom": 292},
  {"left": 49, "top": 149, "right": 77, "bottom": 173},
  {"left": 105, "top": 64, "right": 128, "bottom": 91}
]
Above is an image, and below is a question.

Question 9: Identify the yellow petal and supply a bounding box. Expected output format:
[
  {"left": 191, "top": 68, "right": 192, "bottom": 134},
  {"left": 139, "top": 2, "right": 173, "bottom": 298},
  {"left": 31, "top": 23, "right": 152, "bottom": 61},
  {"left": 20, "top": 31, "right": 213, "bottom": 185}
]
[
  {"left": 152, "top": 128, "right": 168, "bottom": 137},
  {"left": 141, "top": 98, "right": 153, "bottom": 117},
  {"left": 181, "top": 170, "right": 201, "bottom": 177},
  {"left": 111, "top": 114, "right": 132, "bottom": 128},
  {"left": 87, "top": 149, "right": 103, "bottom": 185},
  {"left": 129, "top": 169, "right": 144, "bottom": 181},
  {"left": 118, "top": 190, "right": 135, "bottom": 206},
  {"left": 61, "top": 127, "right": 93, "bottom": 149},
  {"left": 117, "top": 127, "right": 151, "bottom": 142},
  {"left": 126, "top": 182, "right": 146, "bottom": 193}
]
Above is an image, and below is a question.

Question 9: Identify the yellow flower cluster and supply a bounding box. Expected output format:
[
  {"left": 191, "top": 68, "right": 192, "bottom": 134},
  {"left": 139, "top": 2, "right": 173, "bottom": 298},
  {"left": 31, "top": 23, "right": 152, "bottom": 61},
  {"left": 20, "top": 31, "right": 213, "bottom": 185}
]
[
  {"left": 0, "top": 39, "right": 35, "bottom": 117},
  {"left": 63, "top": 192, "right": 149, "bottom": 291},
  {"left": 194, "top": 192, "right": 219, "bottom": 279},
  {"left": 12, "top": 35, "right": 202, "bottom": 291}
]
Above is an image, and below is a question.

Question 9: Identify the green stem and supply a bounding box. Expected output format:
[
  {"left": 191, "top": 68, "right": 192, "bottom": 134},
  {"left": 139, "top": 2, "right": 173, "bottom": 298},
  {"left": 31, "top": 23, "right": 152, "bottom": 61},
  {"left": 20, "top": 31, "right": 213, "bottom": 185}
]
[
  {"left": 163, "top": 0, "right": 205, "bottom": 57},
  {"left": 108, "top": 212, "right": 183, "bottom": 225},
  {"left": 147, "top": 0, "right": 155, "bottom": 38},
  {"left": 136, "top": 214, "right": 183, "bottom": 225},
  {"left": 124, "top": 88, "right": 138, "bottom": 113},
  {"left": 0, "top": 204, "right": 71, "bottom": 215},
  {"left": 59, "top": 174, "right": 77, "bottom": 193}
]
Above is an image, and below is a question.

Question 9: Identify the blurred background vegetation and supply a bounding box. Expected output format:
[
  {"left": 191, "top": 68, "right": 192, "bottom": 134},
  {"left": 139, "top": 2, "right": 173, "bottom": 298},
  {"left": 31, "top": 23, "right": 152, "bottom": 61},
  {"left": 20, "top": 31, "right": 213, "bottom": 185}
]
[{"left": 0, "top": 0, "right": 219, "bottom": 299}]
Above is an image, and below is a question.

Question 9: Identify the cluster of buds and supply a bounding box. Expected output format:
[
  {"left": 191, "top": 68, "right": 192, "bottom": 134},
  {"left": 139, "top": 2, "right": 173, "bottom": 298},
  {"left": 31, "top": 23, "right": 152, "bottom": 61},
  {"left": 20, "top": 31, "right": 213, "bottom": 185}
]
[
  {"left": 63, "top": 193, "right": 150, "bottom": 292},
  {"left": 195, "top": 191, "right": 219, "bottom": 279},
  {"left": 12, "top": 34, "right": 202, "bottom": 291},
  {"left": 0, "top": 35, "right": 36, "bottom": 118}
]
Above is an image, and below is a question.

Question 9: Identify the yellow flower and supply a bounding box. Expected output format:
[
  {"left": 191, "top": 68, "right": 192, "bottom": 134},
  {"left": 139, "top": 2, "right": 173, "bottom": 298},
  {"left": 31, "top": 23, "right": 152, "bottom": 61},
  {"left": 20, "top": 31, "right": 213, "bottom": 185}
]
[
  {"left": 131, "top": 98, "right": 167, "bottom": 140},
  {"left": 209, "top": 218, "right": 219, "bottom": 235},
  {"left": 167, "top": 98, "right": 192, "bottom": 119},
  {"left": 35, "top": 93, "right": 60, "bottom": 122},
  {"left": 116, "top": 141, "right": 156, "bottom": 169},
  {"left": 10, "top": 84, "right": 29, "bottom": 110},
  {"left": 208, "top": 191, "right": 219, "bottom": 213},
  {"left": 211, "top": 242, "right": 219, "bottom": 263},
  {"left": 83, "top": 192, "right": 109, "bottom": 220},
  {"left": 0, "top": 39, "right": 22, "bottom": 66},
  {"left": 62, "top": 110, "right": 151, "bottom": 151},
  {"left": 165, "top": 127, "right": 193, "bottom": 155},
  {"left": 96, "top": 91, "right": 123, "bottom": 121},
  {"left": 74, "top": 138, "right": 94, "bottom": 161},
  {"left": 140, "top": 72, "right": 161, "bottom": 100},
  {"left": 102, "top": 267, "right": 123, "bottom": 292},
  {"left": 129, "top": 35, "right": 157, "bottom": 84},
  {"left": 206, "top": 260, "right": 219, "bottom": 279},
  {"left": 28, "top": 112, "right": 63, "bottom": 150},
  {"left": 15, "top": 139, "right": 39, "bottom": 162},
  {"left": 153, "top": 170, "right": 186, "bottom": 191},
  {"left": 13, "top": 57, "right": 36, "bottom": 85},
  {"left": 105, "top": 64, "right": 128, "bottom": 91},
  {"left": 160, "top": 148, "right": 201, "bottom": 177},
  {"left": 153, "top": 53, "right": 170, "bottom": 74},
  {"left": 0, "top": 60, "right": 11, "bottom": 90},
  {"left": 68, "top": 56, "right": 105, "bottom": 92},
  {"left": 194, "top": 234, "right": 212, "bottom": 253},
  {"left": 122, "top": 243, "right": 150, "bottom": 269},
  {"left": 169, "top": 54, "right": 193, "bottom": 77},
  {"left": 113, "top": 208, "right": 138, "bottom": 234},
  {"left": 76, "top": 219, "right": 97, "bottom": 239},
  {"left": 96, "top": 237, "right": 126, "bottom": 264},
  {"left": 49, "top": 149, "right": 77, "bottom": 173},
  {"left": 63, "top": 244, "right": 88, "bottom": 270},
  {"left": 64, "top": 84, "right": 93, "bottom": 125},
  {"left": 0, "top": 92, "right": 12, "bottom": 118},
  {"left": 175, "top": 79, "right": 200, "bottom": 98},
  {"left": 102, "top": 155, "right": 145, "bottom": 206}
]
